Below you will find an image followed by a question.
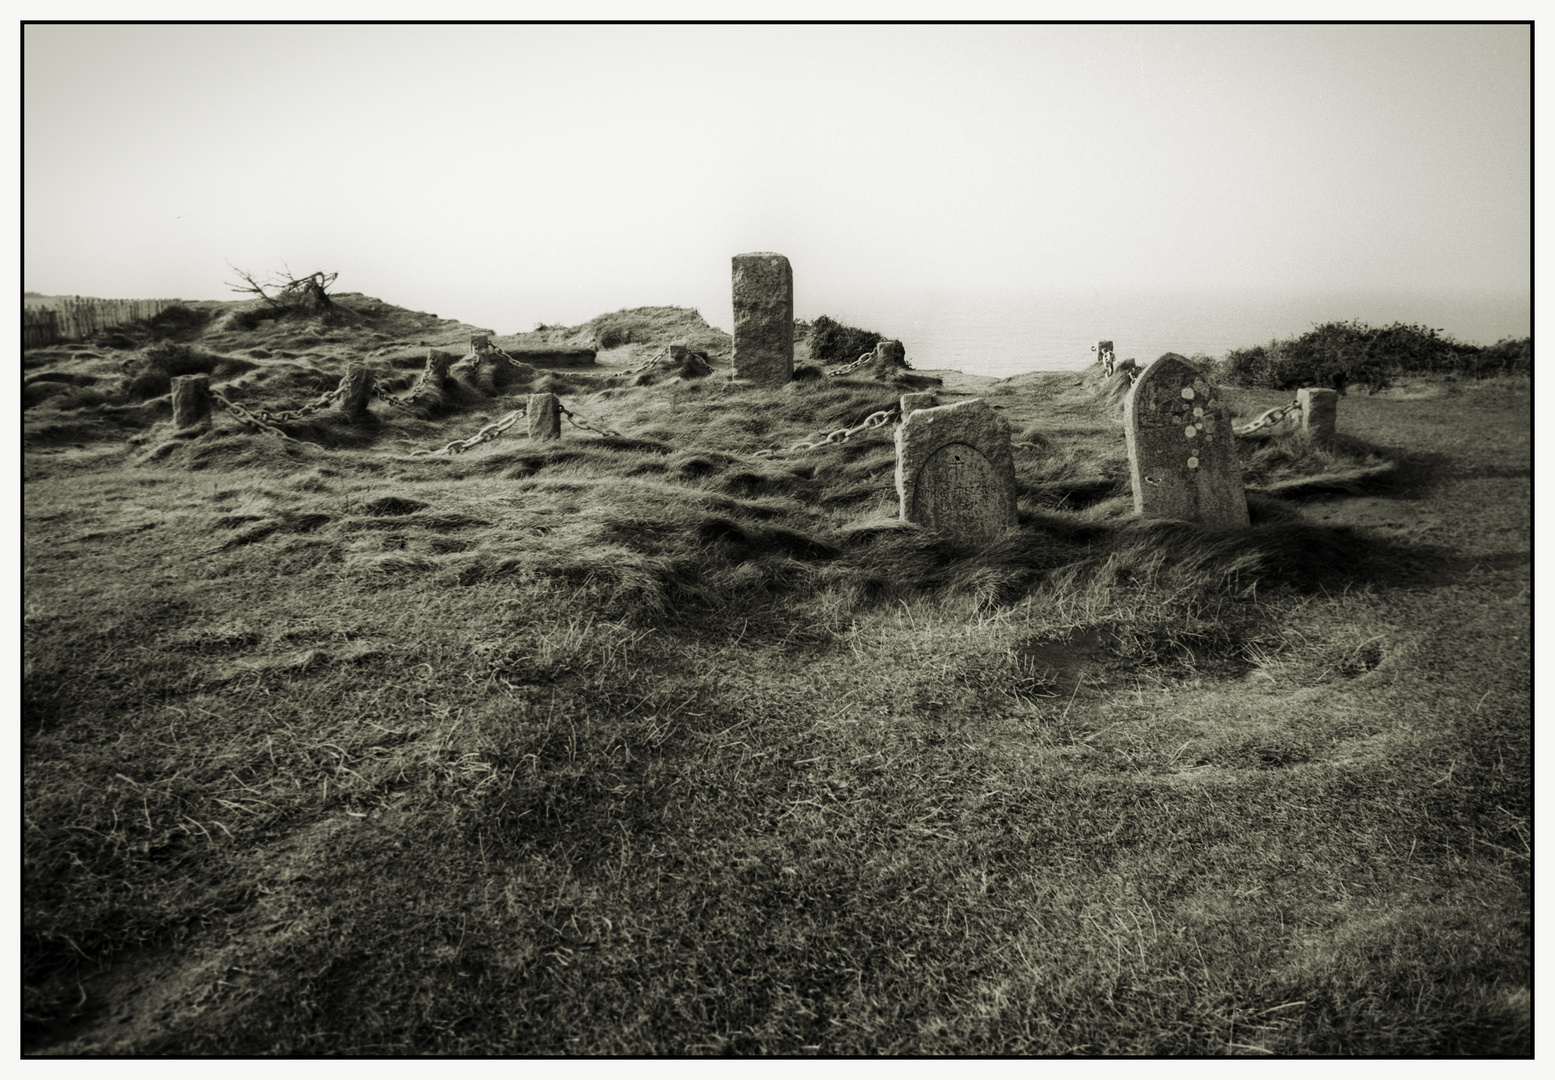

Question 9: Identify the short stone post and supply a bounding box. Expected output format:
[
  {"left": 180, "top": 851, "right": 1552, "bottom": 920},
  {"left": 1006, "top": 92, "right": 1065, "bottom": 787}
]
[
  {"left": 338, "top": 362, "right": 373, "bottom": 420},
  {"left": 1297, "top": 387, "right": 1338, "bottom": 439},
  {"left": 423, "top": 349, "right": 456, "bottom": 387},
  {"left": 469, "top": 334, "right": 492, "bottom": 354},
  {"left": 895, "top": 399, "right": 1018, "bottom": 542},
  {"left": 1096, "top": 340, "right": 1115, "bottom": 374},
  {"left": 731, "top": 252, "right": 794, "bottom": 386},
  {"left": 1124, "top": 353, "right": 1248, "bottom": 526},
  {"left": 900, "top": 392, "right": 939, "bottom": 416},
  {"left": 170, "top": 374, "right": 211, "bottom": 430},
  {"left": 872, "top": 340, "right": 907, "bottom": 368},
  {"left": 528, "top": 392, "right": 562, "bottom": 441}
]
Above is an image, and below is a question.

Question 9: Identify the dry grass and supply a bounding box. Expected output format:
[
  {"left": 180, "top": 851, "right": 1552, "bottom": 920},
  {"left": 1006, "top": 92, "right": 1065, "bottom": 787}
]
[{"left": 21, "top": 303, "right": 1530, "bottom": 1055}]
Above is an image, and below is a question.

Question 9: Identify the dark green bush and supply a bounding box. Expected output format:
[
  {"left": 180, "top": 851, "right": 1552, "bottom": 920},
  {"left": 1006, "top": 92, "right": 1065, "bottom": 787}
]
[
  {"left": 808, "top": 315, "right": 885, "bottom": 363},
  {"left": 596, "top": 325, "right": 633, "bottom": 350},
  {"left": 1217, "top": 320, "right": 1527, "bottom": 392},
  {"left": 146, "top": 304, "right": 206, "bottom": 337},
  {"left": 1472, "top": 336, "right": 1533, "bottom": 379},
  {"left": 121, "top": 342, "right": 218, "bottom": 399}
]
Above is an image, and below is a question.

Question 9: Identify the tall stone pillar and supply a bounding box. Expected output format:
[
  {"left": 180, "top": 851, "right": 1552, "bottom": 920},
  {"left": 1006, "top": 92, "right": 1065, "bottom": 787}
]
[{"left": 732, "top": 252, "right": 793, "bottom": 386}]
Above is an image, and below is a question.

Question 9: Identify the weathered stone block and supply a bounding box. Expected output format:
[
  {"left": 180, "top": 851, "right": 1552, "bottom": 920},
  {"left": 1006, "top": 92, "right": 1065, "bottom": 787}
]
[
  {"left": 1124, "top": 354, "right": 1248, "bottom": 526},
  {"left": 469, "top": 334, "right": 492, "bottom": 354},
  {"left": 528, "top": 392, "right": 562, "bottom": 441},
  {"left": 900, "top": 392, "right": 939, "bottom": 416},
  {"left": 338, "top": 363, "right": 373, "bottom": 420},
  {"left": 732, "top": 252, "right": 793, "bottom": 386},
  {"left": 170, "top": 374, "right": 211, "bottom": 430},
  {"left": 423, "top": 349, "right": 456, "bottom": 387},
  {"left": 895, "top": 398, "right": 1018, "bottom": 542},
  {"left": 1297, "top": 387, "right": 1338, "bottom": 439},
  {"left": 873, "top": 340, "right": 907, "bottom": 366}
]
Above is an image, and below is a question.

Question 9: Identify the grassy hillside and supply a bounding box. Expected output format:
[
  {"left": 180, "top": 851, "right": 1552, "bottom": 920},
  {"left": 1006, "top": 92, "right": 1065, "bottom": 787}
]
[{"left": 22, "top": 300, "right": 1530, "bottom": 1055}]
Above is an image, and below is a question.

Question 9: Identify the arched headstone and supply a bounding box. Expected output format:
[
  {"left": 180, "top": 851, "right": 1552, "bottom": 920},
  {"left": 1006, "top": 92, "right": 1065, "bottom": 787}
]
[
  {"left": 1124, "top": 353, "right": 1248, "bottom": 526},
  {"left": 895, "top": 399, "right": 1018, "bottom": 542},
  {"left": 731, "top": 252, "right": 794, "bottom": 386}
]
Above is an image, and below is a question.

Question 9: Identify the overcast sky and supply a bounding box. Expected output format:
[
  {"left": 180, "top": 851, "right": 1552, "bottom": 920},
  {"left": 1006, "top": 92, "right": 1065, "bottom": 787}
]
[{"left": 23, "top": 22, "right": 1531, "bottom": 335}]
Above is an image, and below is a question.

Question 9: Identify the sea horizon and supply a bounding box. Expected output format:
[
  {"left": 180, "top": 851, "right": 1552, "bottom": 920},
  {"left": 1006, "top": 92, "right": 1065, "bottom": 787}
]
[{"left": 792, "top": 285, "right": 1532, "bottom": 380}]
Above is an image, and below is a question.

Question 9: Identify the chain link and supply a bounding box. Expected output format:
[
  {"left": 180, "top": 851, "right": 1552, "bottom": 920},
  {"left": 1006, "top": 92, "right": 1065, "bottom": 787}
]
[
  {"left": 619, "top": 348, "right": 669, "bottom": 377},
  {"left": 410, "top": 404, "right": 530, "bottom": 456},
  {"left": 558, "top": 404, "right": 623, "bottom": 438},
  {"left": 372, "top": 376, "right": 430, "bottom": 410},
  {"left": 240, "top": 385, "right": 346, "bottom": 424},
  {"left": 209, "top": 390, "right": 297, "bottom": 441},
  {"left": 755, "top": 405, "right": 902, "bottom": 458},
  {"left": 1237, "top": 398, "right": 1302, "bottom": 436},
  {"left": 824, "top": 351, "right": 878, "bottom": 379}
]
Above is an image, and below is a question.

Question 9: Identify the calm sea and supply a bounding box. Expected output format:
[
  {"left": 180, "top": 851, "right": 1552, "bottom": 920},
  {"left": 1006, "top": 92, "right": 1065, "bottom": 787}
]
[{"left": 802, "top": 286, "right": 1531, "bottom": 380}]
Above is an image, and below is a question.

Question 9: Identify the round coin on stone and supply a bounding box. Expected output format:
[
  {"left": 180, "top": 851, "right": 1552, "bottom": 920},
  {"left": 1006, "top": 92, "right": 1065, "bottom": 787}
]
[
  {"left": 1181, "top": 387, "right": 1195, "bottom": 400},
  {"left": 1185, "top": 425, "right": 1198, "bottom": 438},
  {"left": 1187, "top": 456, "right": 1199, "bottom": 469}
]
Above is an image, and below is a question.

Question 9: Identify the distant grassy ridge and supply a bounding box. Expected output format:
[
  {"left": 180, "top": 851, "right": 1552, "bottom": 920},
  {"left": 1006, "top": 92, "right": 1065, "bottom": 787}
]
[{"left": 517, "top": 306, "right": 732, "bottom": 358}]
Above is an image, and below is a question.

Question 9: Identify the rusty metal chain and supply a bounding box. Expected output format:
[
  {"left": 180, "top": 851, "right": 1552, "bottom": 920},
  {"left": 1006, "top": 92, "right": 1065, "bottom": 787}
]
[
  {"left": 824, "top": 350, "right": 878, "bottom": 379},
  {"left": 372, "top": 375, "right": 429, "bottom": 410},
  {"left": 240, "top": 385, "right": 345, "bottom": 424},
  {"left": 558, "top": 404, "right": 622, "bottom": 438},
  {"left": 410, "top": 404, "right": 530, "bottom": 457},
  {"left": 755, "top": 405, "right": 902, "bottom": 458},
  {"left": 619, "top": 349, "right": 669, "bottom": 377},
  {"left": 1237, "top": 398, "right": 1302, "bottom": 436},
  {"left": 209, "top": 390, "right": 296, "bottom": 441}
]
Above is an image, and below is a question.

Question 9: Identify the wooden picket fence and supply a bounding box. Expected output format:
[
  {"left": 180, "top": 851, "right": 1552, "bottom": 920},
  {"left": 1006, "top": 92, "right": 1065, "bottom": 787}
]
[{"left": 23, "top": 297, "right": 180, "bottom": 349}]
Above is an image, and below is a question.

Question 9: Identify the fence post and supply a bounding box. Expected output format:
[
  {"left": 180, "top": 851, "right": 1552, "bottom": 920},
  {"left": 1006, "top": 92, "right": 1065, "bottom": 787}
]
[
  {"left": 171, "top": 374, "right": 212, "bottom": 430},
  {"left": 338, "top": 363, "right": 374, "bottom": 420},
  {"left": 528, "top": 393, "right": 562, "bottom": 441}
]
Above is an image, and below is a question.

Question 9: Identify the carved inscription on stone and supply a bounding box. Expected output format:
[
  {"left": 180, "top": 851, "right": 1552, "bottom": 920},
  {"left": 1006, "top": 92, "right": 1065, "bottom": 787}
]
[
  {"left": 896, "top": 398, "right": 1018, "bottom": 542},
  {"left": 911, "top": 443, "right": 1010, "bottom": 541}
]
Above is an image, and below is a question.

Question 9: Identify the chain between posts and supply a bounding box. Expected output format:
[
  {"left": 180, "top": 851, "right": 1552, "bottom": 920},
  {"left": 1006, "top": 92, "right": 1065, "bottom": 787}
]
[
  {"left": 1237, "top": 398, "right": 1302, "bottom": 436},
  {"left": 558, "top": 404, "right": 623, "bottom": 438},
  {"left": 209, "top": 390, "right": 296, "bottom": 441},
  {"left": 239, "top": 385, "right": 346, "bottom": 424},
  {"left": 824, "top": 350, "right": 878, "bottom": 379},
  {"left": 373, "top": 376, "right": 431, "bottom": 410},
  {"left": 619, "top": 349, "right": 669, "bottom": 377},
  {"left": 755, "top": 405, "right": 902, "bottom": 458},
  {"left": 410, "top": 403, "right": 530, "bottom": 456}
]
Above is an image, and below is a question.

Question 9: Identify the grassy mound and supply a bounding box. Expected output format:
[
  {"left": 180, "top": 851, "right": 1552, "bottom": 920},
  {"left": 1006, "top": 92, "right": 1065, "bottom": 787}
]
[{"left": 506, "top": 306, "right": 731, "bottom": 360}]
